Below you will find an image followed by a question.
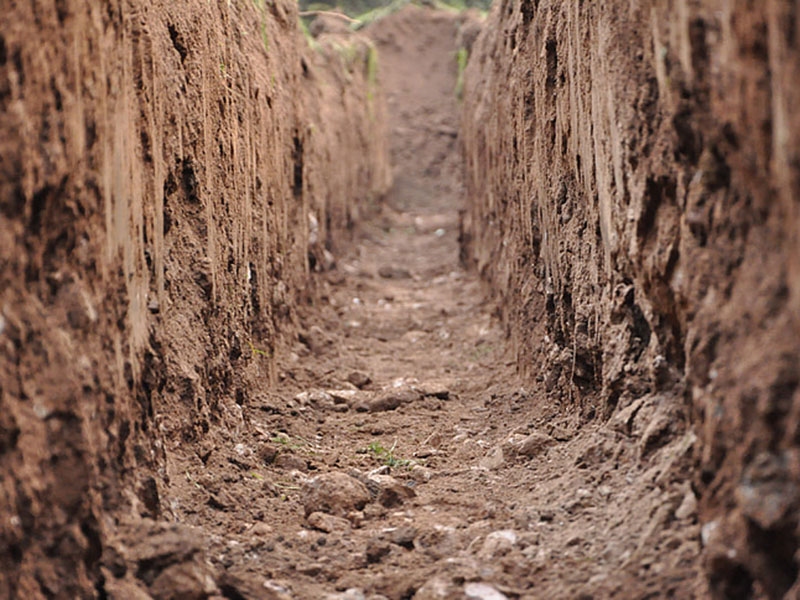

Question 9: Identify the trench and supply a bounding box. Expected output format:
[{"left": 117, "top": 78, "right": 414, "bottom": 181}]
[
  {"left": 3, "top": 1, "right": 800, "bottom": 599},
  {"left": 153, "top": 8, "right": 704, "bottom": 600}
]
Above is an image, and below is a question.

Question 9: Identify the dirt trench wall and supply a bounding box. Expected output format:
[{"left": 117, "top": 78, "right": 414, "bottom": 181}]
[
  {"left": 0, "top": 1, "right": 389, "bottom": 596},
  {"left": 462, "top": 2, "right": 800, "bottom": 597}
]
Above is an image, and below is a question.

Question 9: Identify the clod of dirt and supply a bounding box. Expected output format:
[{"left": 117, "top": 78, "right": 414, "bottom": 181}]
[
  {"left": 346, "top": 371, "right": 372, "bottom": 389},
  {"left": 416, "top": 380, "right": 451, "bottom": 399},
  {"left": 258, "top": 444, "right": 280, "bottom": 464},
  {"left": 479, "top": 446, "right": 506, "bottom": 470},
  {"left": 274, "top": 453, "right": 308, "bottom": 472},
  {"left": 299, "top": 325, "right": 332, "bottom": 355},
  {"left": 302, "top": 472, "right": 372, "bottom": 517},
  {"left": 378, "top": 265, "right": 412, "bottom": 279},
  {"left": 122, "top": 522, "right": 216, "bottom": 599},
  {"left": 365, "top": 537, "right": 393, "bottom": 564},
  {"left": 371, "top": 474, "right": 417, "bottom": 507},
  {"left": 308, "top": 511, "right": 352, "bottom": 533},
  {"left": 515, "top": 432, "right": 555, "bottom": 458},
  {"left": 478, "top": 530, "right": 517, "bottom": 559},
  {"left": 218, "top": 570, "right": 293, "bottom": 600},
  {"left": 358, "top": 388, "right": 421, "bottom": 412}
]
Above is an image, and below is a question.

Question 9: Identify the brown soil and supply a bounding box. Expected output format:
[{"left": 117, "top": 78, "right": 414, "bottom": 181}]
[
  {"left": 462, "top": 2, "right": 800, "bottom": 598},
  {"left": 2, "top": 1, "right": 799, "bottom": 599},
  {"left": 141, "top": 7, "right": 703, "bottom": 599}
]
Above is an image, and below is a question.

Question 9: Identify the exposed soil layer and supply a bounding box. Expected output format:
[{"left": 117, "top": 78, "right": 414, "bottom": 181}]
[
  {"left": 129, "top": 7, "right": 704, "bottom": 599},
  {"left": 0, "top": 1, "right": 388, "bottom": 596},
  {"left": 2, "top": 1, "right": 799, "bottom": 599},
  {"left": 462, "top": 2, "right": 800, "bottom": 598}
]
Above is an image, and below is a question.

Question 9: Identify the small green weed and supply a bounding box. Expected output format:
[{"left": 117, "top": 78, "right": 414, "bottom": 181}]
[{"left": 365, "top": 440, "right": 412, "bottom": 468}]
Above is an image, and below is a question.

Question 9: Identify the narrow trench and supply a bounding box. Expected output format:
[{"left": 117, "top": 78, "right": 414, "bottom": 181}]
[{"left": 160, "top": 9, "right": 700, "bottom": 600}]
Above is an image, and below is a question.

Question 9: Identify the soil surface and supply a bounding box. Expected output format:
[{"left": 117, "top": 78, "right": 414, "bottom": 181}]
[{"left": 138, "top": 8, "right": 704, "bottom": 599}]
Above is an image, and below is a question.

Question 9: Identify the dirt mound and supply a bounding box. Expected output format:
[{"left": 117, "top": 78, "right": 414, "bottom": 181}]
[
  {"left": 462, "top": 1, "right": 800, "bottom": 597},
  {"left": 0, "top": 1, "right": 388, "bottom": 596}
]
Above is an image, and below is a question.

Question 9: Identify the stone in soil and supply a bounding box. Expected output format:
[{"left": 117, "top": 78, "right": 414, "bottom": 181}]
[
  {"left": 347, "top": 371, "right": 372, "bottom": 388},
  {"left": 302, "top": 472, "right": 372, "bottom": 516}
]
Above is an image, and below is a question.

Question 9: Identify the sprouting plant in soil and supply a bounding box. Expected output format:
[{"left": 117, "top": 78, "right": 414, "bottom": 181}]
[{"left": 365, "top": 440, "right": 412, "bottom": 468}]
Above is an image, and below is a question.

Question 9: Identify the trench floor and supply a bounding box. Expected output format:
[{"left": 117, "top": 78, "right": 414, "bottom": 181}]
[{"left": 159, "top": 179, "right": 703, "bottom": 599}]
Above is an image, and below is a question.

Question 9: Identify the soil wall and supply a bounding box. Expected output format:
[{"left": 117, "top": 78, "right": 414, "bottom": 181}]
[
  {"left": 0, "top": 1, "right": 389, "bottom": 596},
  {"left": 461, "top": 2, "right": 800, "bottom": 597}
]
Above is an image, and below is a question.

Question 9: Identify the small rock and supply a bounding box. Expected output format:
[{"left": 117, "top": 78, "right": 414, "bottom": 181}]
[
  {"left": 479, "top": 446, "right": 506, "bottom": 470},
  {"left": 378, "top": 265, "right": 411, "bottom": 279},
  {"left": 149, "top": 561, "right": 218, "bottom": 600},
  {"left": 409, "top": 466, "right": 433, "bottom": 482},
  {"left": 258, "top": 444, "right": 280, "bottom": 464},
  {"left": 371, "top": 475, "right": 416, "bottom": 508},
  {"left": 308, "top": 511, "right": 351, "bottom": 533},
  {"left": 302, "top": 472, "right": 371, "bottom": 517},
  {"left": 389, "top": 526, "right": 418, "bottom": 549},
  {"left": 413, "top": 576, "right": 456, "bottom": 599},
  {"left": 675, "top": 490, "right": 698, "bottom": 520},
  {"left": 295, "top": 390, "right": 335, "bottom": 409},
  {"left": 347, "top": 371, "right": 372, "bottom": 389},
  {"left": 274, "top": 453, "right": 308, "bottom": 472},
  {"left": 324, "top": 590, "right": 366, "bottom": 600},
  {"left": 369, "top": 389, "right": 421, "bottom": 412},
  {"left": 516, "top": 432, "right": 555, "bottom": 458},
  {"left": 250, "top": 522, "right": 273, "bottom": 537},
  {"left": 464, "top": 582, "right": 508, "bottom": 600},
  {"left": 479, "top": 530, "right": 517, "bottom": 558},
  {"left": 417, "top": 381, "right": 451, "bottom": 399},
  {"left": 327, "top": 389, "right": 360, "bottom": 404}
]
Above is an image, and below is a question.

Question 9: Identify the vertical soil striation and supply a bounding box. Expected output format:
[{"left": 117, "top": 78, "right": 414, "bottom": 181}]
[
  {"left": 462, "top": 2, "right": 800, "bottom": 597},
  {"left": 0, "top": 1, "right": 388, "bottom": 597}
]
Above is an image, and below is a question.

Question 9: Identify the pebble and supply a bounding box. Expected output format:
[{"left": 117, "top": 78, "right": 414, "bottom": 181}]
[
  {"left": 464, "top": 583, "right": 508, "bottom": 600},
  {"left": 324, "top": 590, "right": 366, "bottom": 600},
  {"left": 479, "top": 530, "right": 517, "bottom": 558},
  {"left": 307, "top": 511, "right": 351, "bottom": 533},
  {"left": 347, "top": 371, "right": 372, "bottom": 388},
  {"left": 378, "top": 265, "right": 411, "bottom": 279},
  {"left": 675, "top": 489, "right": 698, "bottom": 520},
  {"left": 295, "top": 390, "right": 335, "bottom": 409},
  {"left": 417, "top": 380, "right": 451, "bottom": 399},
  {"left": 516, "top": 432, "right": 555, "bottom": 458},
  {"left": 274, "top": 453, "right": 308, "bottom": 472},
  {"left": 357, "top": 389, "right": 419, "bottom": 413},
  {"left": 479, "top": 446, "right": 506, "bottom": 470},
  {"left": 302, "top": 472, "right": 371, "bottom": 517},
  {"left": 249, "top": 522, "right": 273, "bottom": 537}
]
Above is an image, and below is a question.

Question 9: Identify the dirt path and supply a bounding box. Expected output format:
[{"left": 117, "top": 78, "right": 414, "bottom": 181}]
[{"left": 146, "top": 8, "right": 705, "bottom": 600}]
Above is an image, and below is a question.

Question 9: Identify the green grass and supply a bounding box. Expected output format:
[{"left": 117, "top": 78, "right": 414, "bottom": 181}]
[{"left": 365, "top": 440, "right": 412, "bottom": 468}]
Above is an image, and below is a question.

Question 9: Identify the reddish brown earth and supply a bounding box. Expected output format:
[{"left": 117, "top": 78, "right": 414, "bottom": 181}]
[
  {"left": 0, "top": 0, "right": 387, "bottom": 597},
  {"left": 2, "top": 1, "right": 799, "bottom": 599},
  {"left": 462, "top": 2, "right": 800, "bottom": 598},
  {"left": 141, "top": 7, "right": 705, "bottom": 600}
]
